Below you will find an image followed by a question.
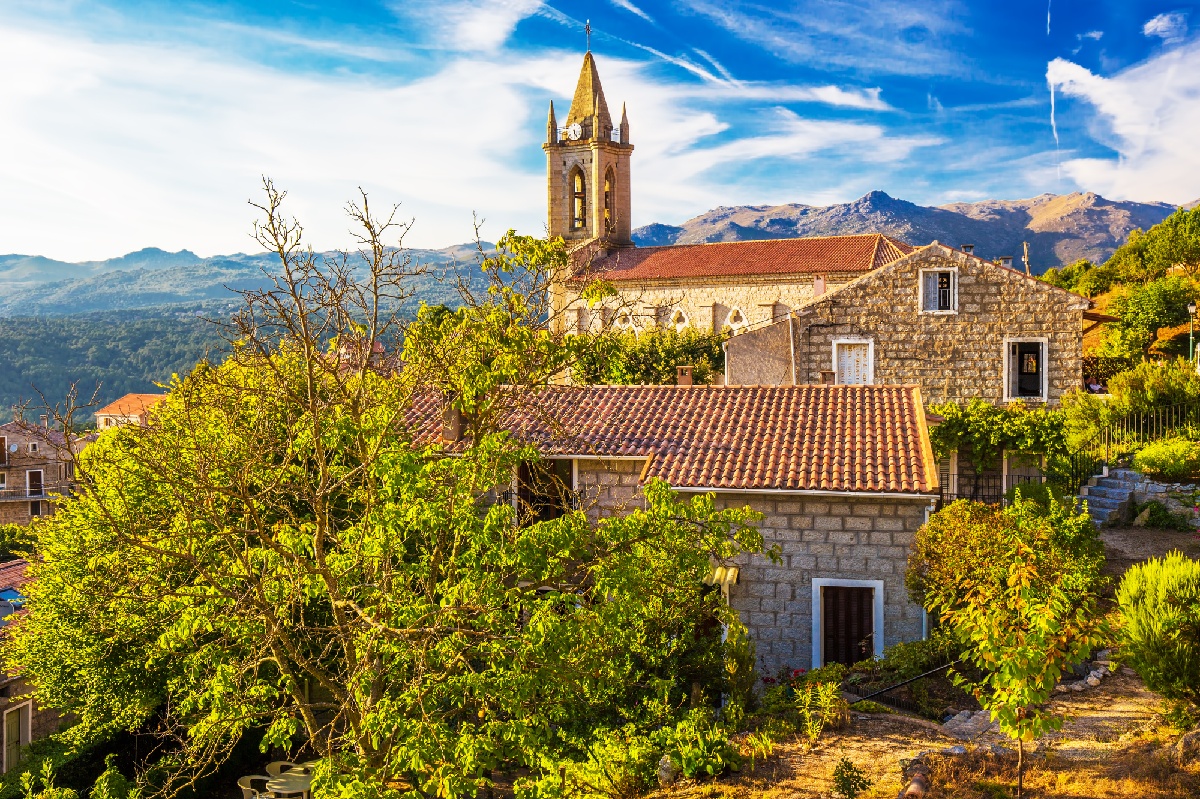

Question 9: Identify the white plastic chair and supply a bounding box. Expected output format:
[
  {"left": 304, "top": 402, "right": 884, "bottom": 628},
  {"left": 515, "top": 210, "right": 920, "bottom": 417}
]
[{"left": 265, "top": 762, "right": 301, "bottom": 777}]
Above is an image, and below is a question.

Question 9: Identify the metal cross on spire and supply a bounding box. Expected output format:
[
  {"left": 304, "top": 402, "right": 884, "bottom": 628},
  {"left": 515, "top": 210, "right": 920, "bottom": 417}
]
[{"left": 585, "top": 19, "right": 591, "bottom": 52}]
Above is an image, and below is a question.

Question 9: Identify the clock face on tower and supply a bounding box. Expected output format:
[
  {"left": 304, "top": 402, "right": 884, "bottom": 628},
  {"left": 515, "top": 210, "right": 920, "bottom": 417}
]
[{"left": 566, "top": 123, "right": 583, "bottom": 141}]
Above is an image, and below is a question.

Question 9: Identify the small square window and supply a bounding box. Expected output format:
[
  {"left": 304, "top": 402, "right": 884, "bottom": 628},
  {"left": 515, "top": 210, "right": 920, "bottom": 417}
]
[
  {"left": 27, "top": 443, "right": 37, "bottom": 453},
  {"left": 921, "top": 270, "right": 956, "bottom": 312}
]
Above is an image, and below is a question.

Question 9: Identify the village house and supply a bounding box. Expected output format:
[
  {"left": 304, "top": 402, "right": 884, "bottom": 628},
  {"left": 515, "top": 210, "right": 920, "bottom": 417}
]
[
  {"left": 543, "top": 52, "right": 916, "bottom": 337},
  {"left": 409, "top": 383, "right": 940, "bottom": 674},
  {"left": 94, "top": 393, "right": 165, "bottom": 429},
  {"left": 0, "top": 419, "right": 74, "bottom": 526},
  {"left": 722, "top": 244, "right": 1112, "bottom": 500},
  {"left": 0, "top": 559, "right": 64, "bottom": 774}
]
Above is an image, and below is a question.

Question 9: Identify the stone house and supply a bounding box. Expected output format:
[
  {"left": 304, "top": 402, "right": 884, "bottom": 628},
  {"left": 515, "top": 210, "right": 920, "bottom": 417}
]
[
  {"left": 409, "top": 384, "right": 940, "bottom": 674},
  {"left": 0, "top": 420, "right": 74, "bottom": 526},
  {"left": 540, "top": 51, "right": 916, "bottom": 339},
  {"left": 94, "top": 393, "right": 165, "bottom": 429},
  {"left": 0, "top": 559, "right": 66, "bottom": 774},
  {"left": 723, "top": 243, "right": 1112, "bottom": 500}
]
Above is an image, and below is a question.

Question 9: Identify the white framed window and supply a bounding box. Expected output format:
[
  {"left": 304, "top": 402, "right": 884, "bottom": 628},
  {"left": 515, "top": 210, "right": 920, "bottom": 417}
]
[
  {"left": 0, "top": 437, "right": 6, "bottom": 466},
  {"left": 811, "top": 578, "right": 886, "bottom": 668},
  {"left": 0, "top": 474, "right": 5, "bottom": 489},
  {"left": 1003, "top": 337, "right": 1048, "bottom": 401},
  {"left": 29, "top": 501, "right": 41, "bottom": 518},
  {"left": 919, "top": 267, "right": 958, "bottom": 314},
  {"left": 26, "top": 470, "right": 42, "bottom": 498},
  {"left": 724, "top": 307, "right": 747, "bottom": 334},
  {"left": 832, "top": 338, "right": 875, "bottom": 385},
  {"left": 669, "top": 309, "right": 690, "bottom": 333},
  {"left": 26, "top": 443, "right": 37, "bottom": 454},
  {"left": 2, "top": 701, "right": 31, "bottom": 774}
]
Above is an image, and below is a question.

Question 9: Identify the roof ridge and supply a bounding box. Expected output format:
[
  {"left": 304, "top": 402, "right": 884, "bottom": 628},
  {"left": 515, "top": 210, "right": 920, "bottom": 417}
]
[{"left": 635, "top": 232, "right": 896, "bottom": 251}]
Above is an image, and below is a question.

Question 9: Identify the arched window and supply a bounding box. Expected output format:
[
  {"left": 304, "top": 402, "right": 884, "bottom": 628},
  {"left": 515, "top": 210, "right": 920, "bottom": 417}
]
[
  {"left": 570, "top": 168, "right": 586, "bottom": 231},
  {"left": 725, "top": 307, "right": 747, "bottom": 334},
  {"left": 603, "top": 168, "right": 615, "bottom": 234},
  {"left": 613, "top": 309, "right": 638, "bottom": 334},
  {"left": 669, "top": 309, "right": 690, "bottom": 333}
]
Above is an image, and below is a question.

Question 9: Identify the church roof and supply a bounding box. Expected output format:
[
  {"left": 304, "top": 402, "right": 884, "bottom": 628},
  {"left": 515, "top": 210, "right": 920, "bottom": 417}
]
[
  {"left": 565, "top": 52, "right": 613, "bottom": 131},
  {"left": 571, "top": 233, "right": 915, "bottom": 283},
  {"left": 405, "top": 384, "right": 937, "bottom": 495}
]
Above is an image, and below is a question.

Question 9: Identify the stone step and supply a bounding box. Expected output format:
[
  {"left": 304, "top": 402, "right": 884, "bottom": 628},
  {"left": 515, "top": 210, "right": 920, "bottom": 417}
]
[
  {"left": 1084, "top": 496, "right": 1124, "bottom": 511},
  {"left": 1085, "top": 485, "right": 1126, "bottom": 499}
]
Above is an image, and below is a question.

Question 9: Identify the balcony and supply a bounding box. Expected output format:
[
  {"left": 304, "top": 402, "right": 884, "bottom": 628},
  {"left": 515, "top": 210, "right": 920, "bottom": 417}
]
[{"left": 0, "top": 483, "right": 72, "bottom": 501}]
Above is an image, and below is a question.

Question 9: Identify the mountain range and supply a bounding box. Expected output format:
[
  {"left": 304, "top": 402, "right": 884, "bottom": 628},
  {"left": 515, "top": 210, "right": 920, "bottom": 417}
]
[
  {"left": 632, "top": 191, "right": 1184, "bottom": 272},
  {"left": 1, "top": 190, "right": 1189, "bottom": 316}
]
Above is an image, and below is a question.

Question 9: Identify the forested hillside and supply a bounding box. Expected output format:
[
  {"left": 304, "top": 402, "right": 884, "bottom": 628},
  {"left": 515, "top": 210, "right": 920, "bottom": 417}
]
[{"left": 0, "top": 308, "right": 226, "bottom": 422}]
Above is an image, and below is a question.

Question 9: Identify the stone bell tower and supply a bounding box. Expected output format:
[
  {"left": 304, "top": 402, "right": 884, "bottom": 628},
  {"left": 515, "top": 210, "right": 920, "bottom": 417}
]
[{"left": 544, "top": 52, "right": 633, "bottom": 246}]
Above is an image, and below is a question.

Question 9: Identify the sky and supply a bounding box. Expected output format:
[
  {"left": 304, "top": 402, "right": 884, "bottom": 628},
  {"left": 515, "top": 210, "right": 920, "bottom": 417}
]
[{"left": 1, "top": 0, "right": 1199, "bottom": 261}]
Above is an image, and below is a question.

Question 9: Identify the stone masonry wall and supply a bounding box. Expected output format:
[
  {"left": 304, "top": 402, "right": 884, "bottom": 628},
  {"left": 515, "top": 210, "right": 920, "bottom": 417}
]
[
  {"left": 727, "top": 249, "right": 1089, "bottom": 406},
  {"left": 555, "top": 273, "right": 860, "bottom": 336},
  {"left": 574, "top": 458, "right": 930, "bottom": 676}
]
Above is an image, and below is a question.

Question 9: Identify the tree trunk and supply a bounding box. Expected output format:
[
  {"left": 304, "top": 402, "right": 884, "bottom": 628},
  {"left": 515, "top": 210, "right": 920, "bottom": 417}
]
[{"left": 1016, "top": 738, "right": 1024, "bottom": 799}]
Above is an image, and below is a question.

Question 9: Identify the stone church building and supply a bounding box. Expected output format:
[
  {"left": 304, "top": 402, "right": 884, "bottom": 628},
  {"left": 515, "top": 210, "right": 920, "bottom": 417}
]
[{"left": 545, "top": 54, "right": 915, "bottom": 337}]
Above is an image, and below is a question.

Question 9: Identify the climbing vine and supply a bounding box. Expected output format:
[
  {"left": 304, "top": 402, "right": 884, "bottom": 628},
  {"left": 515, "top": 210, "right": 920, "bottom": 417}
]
[{"left": 929, "top": 399, "right": 1068, "bottom": 474}]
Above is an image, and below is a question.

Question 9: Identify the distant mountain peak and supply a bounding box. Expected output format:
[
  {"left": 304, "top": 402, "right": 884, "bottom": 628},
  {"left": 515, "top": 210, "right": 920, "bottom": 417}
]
[{"left": 632, "top": 190, "right": 1175, "bottom": 271}]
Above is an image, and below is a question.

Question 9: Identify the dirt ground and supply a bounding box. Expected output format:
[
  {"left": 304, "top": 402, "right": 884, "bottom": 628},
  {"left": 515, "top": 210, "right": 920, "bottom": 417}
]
[{"left": 1100, "top": 526, "right": 1200, "bottom": 581}]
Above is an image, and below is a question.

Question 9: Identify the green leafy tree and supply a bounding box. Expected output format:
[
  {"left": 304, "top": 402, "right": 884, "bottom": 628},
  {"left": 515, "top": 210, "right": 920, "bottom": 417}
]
[
  {"left": 907, "top": 497, "right": 1105, "bottom": 620},
  {"left": 1145, "top": 207, "right": 1200, "bottom": 278},
  {"left": 570, "top": 329, "right": 727, "bottom": 386},
  {"left": 1102, "top": 275, "right": 1198, "bottom": 359},
  {"left": 3, "top": 183, "right": 767, "bottom": 798},
  {"left": 0, "top": 523, "right": 34, "bottom": 562},
  {"left": 949, "top": 542, "right": 1107, "bottom": 799}
]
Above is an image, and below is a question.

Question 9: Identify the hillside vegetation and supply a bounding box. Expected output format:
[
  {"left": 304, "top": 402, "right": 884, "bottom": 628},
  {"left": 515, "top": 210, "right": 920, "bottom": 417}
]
[{"left": 0, "top": 309, "right": 226, "bottom": 422}]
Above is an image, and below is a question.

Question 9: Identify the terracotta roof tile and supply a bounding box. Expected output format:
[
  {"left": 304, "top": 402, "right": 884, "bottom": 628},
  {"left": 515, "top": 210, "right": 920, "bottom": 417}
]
[
  {"left": 406, "top": 385, "right": 935, "bottom": 495},
  {"left": 95, "top": 393, "right": 166, "bottom": 417},
  {"left": 572, "top": 234, "right": 914, "bottom": 283},
  {"left": 0, "top": 560, "right": 29, "bottom": 595}
]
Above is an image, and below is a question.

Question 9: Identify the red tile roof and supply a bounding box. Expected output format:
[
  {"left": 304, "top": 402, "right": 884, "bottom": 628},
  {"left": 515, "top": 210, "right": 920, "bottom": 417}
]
[
  {"left": 407, "top": 385, "right": 936, "bottom": 495},
  {"left": 572, "top": 234, "right": 915, "bottom": 283},
  {"left": 0, "top": 560, "right": 30, "bottom": 594},
  {"left": 95, "top": 393, "right": 165, "bottom": 417}
]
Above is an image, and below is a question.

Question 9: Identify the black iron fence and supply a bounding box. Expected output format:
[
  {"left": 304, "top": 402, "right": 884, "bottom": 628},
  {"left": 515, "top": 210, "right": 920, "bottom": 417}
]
[
  {"left": 940, "top": 473, "right": 1044, "bottom": 507},
  {"left": 1091, "top": 400, "right": 1200, "bottom": 463}
]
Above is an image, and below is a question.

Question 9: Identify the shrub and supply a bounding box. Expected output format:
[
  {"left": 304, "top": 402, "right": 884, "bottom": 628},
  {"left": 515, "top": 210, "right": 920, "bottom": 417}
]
[
  {"left": 795, "top": 682, "right": 847, "bottom": 747},
  {"left": 873, "top": 628, "right": 960, "bottom": 680},
  {"left": 1116, "top": 551, "right": 1200, "bottom": 705},
  {"left": 1107, "top": 358, "right": 1200, "bottom": 413},
  {"left": 522, "top": 726, "right": 659, "bottom": 799},
  {"left": 570, "top": 329, "right": 727, "bottom": 386},
  {"left": 0, "top": 523, "right": 34, "bottom": 562},
  {"left": 907, "top": 497, "right": 1105, "bottom": 618},
  {"left": 832, "top": 758, "right": 872, "bottom": 799},
  {"left": 658, "top": 709, "right": 740, "bottom": 779},
  {"left": 1132, "top": 438, "right": 1200, "bottom": 481}
]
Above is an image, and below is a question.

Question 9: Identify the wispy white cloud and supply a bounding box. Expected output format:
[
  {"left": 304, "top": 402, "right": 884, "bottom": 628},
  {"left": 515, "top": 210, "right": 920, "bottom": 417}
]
[
  {"left": 1046, "top": 40, "right": 1200, "bottom": 204},
  {"left": 1143, "top": 11, "right": 1188, "bottom": 42},
  {"left": 677, "top": 0, "right": 969, "bottom": 77},
  {"left": 396, "top": 0, "right": 544, "bottom": 52},
  {"left": 691, "top": 48, "right": 736, "bottom": 82},
  {"left": 608, "top": 0, "right": 652, "bottom": 23}
]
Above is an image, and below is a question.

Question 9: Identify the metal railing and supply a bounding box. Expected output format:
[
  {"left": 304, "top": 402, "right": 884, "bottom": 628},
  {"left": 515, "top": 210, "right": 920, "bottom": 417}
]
[
  {"left": 940, "top": 474, "right": 1042, "bottom": 507},
  {"left": 1094, "top": 400, "right": 1200, "bottom": 464},
  {"left": 0, "top": 483, "right": 71, "bottom": 501}
]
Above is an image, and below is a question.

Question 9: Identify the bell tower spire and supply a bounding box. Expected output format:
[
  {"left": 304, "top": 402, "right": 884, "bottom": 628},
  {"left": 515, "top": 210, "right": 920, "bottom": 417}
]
[{"left": 543, "top": 52, "right": 634, "bottom": 246}]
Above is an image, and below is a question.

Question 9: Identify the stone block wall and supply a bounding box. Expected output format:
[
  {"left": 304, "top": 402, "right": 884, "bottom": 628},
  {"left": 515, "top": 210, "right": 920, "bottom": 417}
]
[
  {"left": 0, "top": 675, "right": 67, "bottom": 765},
  {"left": 574, "top": 458, "right": 930, "bottom": 676},
  {"left": 555, "top": 273, "right": 860, "bottom": 337},
  {"left": 726, "top": 249, "right": 1089, "bottom": 407}
]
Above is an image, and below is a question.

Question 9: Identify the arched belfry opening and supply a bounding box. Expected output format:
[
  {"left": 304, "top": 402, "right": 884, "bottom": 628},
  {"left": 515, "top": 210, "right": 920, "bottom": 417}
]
[
  {"left": 603, "top": 167, "right": 615, "bottom": 235},
  {"left": 543, "top": 52, "right": 633, "bottom": 245},
  {"left": 570, "top": 168, "right": 587, "bottom": 231}
]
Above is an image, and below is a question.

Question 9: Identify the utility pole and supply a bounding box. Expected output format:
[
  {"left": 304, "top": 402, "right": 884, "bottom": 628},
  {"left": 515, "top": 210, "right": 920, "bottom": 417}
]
[{"left": 1022, "top": 241, "right": 1031, "bottom": 275}]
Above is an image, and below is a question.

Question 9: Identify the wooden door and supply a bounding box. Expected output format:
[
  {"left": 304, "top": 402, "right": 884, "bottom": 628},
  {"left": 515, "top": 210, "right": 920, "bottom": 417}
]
[
  {"left": 822, "top": 585, "right": 874, "bottom": 666},
  {"left": 4, "top": 707, "right": 22, "bottom": 771},
  {"left": 836, "top": 343, "right": 870, "bottom": 385},
  {"left": 26, "top": 471, "right": 42, "bottom": 498}
]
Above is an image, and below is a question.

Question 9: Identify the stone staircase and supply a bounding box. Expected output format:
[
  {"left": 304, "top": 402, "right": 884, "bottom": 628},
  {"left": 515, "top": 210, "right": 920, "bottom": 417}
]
[{"left": 1078, "top": 468, "right": 1139, "bottom": 527}]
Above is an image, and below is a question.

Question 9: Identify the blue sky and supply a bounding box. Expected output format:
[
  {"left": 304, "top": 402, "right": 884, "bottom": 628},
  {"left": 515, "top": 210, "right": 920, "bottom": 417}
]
[{"left": 1, "top": 0, "right": 1198, "bottom": 260}]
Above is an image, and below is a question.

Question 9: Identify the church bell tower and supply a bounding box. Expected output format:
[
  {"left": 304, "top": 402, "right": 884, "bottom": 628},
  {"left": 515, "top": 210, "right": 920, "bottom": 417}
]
[{"left": 544, "top": 52, "right": 633, "bottom": 246}]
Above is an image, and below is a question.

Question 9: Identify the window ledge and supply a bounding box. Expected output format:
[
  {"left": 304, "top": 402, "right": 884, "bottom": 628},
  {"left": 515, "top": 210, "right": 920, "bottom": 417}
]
[{"left": 919, "top": 309, "right": 958, "bottom": 316}]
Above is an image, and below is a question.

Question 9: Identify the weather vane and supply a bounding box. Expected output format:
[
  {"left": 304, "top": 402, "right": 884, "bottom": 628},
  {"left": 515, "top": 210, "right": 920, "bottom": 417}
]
[{"left": 585, "top": 19, "right": 591, "bottom": 52}]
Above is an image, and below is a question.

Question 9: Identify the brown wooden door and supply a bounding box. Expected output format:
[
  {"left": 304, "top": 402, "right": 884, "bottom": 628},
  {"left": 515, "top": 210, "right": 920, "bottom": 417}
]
[
  {"left": 822, "top": 586, "right": 874, "bottom": 666},
  {"left": 26, "top": 471, "right": 42, "bottom": 497}
]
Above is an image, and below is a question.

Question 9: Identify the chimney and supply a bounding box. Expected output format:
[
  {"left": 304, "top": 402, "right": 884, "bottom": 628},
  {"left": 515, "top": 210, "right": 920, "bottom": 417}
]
[
  {"left": 819, "top": 370, "right": 836, "bottom": 385},
  {"left": 813, "top": 275, "right": 826, "bottom": 297},
  {"left": 441, "top": 403, "right": 466, "bottom": 443},
  {"left": 676, "top": 365, "right": 694, "bottom": 386},
  {"left": 961, "top": 244, "right": 975, "bottom": 255},
  {"left": 39, "top": 414, "right": 48, "bottom": 428},
  {"left": 998, "top": 256, "right": 1013, "bottom": 269}
]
